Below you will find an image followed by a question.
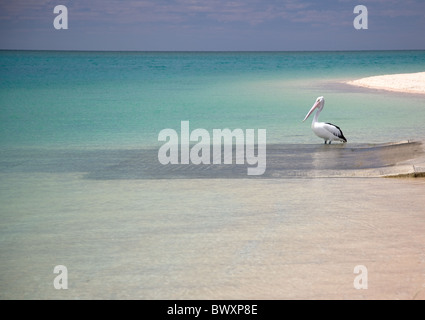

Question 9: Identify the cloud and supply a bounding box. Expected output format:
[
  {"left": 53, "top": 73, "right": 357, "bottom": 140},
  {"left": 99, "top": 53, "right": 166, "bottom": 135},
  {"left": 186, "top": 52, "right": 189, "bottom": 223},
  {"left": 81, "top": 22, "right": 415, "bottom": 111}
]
[
  {"left": 0, "top": 0, "right": 327, "bottom": 27},
  {"left": 1, "top": 0, "right": 424, "bottom": 50},
  {"left": 1, "top": 0, "right": 423, "bottom": 29}
]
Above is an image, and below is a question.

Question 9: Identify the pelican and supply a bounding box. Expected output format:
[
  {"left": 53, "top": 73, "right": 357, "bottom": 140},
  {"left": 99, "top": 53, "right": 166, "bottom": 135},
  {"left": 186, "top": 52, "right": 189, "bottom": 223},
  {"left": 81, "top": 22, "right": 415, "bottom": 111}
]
[{"left": 302, "top": 96, "right": 347, "bottom": 144}]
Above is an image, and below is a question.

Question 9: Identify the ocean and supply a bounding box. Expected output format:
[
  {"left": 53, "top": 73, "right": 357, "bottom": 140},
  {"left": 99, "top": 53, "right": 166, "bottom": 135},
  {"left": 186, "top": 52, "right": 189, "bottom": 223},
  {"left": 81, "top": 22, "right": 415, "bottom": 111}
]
[
  {"left": 1, "top": 51, "right": 425, "bottom": 299},
  {"left": 1, "top": 50, "right": 425, "bottom": 149}
]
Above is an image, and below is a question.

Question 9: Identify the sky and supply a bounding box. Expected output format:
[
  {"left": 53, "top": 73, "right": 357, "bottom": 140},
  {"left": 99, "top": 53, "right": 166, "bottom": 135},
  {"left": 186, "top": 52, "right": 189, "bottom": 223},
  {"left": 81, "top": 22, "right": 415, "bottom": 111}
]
[{"left": 0, "top": 0, "right": 424, "bottom": 51}]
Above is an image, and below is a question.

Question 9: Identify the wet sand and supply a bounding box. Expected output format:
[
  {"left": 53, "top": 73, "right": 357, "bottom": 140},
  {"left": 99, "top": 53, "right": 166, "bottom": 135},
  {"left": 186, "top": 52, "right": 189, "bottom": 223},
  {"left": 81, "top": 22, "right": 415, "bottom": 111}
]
[
  {"left": 1, "top": 142, "right": 425, "bottom": 299},
  {"left": 347, "top": 72, "right": 425, "bottom": 95}
]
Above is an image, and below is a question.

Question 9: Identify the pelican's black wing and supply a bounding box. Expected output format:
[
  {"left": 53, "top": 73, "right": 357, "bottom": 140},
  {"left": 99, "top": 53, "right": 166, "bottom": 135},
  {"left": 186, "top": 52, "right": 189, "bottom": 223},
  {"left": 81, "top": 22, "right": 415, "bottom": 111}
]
[{"left": 325, "top": 123, "right": 347, "bottom": 142}]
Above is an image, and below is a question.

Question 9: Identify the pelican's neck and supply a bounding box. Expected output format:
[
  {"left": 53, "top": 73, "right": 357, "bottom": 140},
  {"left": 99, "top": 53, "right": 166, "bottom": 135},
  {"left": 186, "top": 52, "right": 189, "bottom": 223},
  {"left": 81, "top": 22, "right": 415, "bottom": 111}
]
[{"left": 311, "top": 108, "right": 320, "bottom": 127}]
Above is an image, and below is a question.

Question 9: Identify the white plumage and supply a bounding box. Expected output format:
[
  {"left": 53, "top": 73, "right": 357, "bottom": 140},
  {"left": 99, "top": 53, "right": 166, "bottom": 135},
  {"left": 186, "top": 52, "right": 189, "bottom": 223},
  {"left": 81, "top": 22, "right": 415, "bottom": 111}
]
[{"left": 302, "top": 96, "right": 347, "bottom": 144}]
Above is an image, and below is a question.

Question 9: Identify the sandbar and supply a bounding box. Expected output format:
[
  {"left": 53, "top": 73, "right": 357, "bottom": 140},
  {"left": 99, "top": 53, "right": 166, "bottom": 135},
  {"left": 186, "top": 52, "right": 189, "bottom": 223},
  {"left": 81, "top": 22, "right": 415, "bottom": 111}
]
[{"left": 347, "top": 71, "right": 425, "bottom": 94}]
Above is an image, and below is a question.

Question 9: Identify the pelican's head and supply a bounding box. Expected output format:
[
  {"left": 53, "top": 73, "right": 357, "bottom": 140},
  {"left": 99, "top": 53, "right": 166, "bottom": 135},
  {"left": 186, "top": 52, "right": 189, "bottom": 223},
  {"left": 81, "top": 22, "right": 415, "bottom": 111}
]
[{"left": 302, "top": 96, "right": 324, "bottom": 122}]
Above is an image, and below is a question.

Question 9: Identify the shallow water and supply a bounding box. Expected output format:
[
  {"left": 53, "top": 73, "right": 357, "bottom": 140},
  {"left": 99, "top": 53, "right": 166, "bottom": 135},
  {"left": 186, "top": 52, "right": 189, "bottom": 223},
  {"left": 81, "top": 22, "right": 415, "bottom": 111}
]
[
  {"left": 1, "top": 51, "right": 425, "bottom": 299},
  {"left": 1, "top": 141, "right": 422, "bottom": 179},
  {"left": 1, "top": 174, "right": 425, "bottom": 299}
]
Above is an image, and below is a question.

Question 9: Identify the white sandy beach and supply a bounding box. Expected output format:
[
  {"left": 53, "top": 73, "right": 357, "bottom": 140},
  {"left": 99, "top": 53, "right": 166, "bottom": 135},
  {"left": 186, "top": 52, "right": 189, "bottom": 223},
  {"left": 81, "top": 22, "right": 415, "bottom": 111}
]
[{"left": 347, "top": 72, "right": 425, "bottom": 94}]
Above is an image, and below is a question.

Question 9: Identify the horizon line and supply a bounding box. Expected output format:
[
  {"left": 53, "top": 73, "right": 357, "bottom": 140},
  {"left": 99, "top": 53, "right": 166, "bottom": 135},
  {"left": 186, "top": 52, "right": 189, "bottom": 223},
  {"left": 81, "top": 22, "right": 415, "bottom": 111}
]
[{"left": 1, "top": 49, "right": 425, "bottom": 53}]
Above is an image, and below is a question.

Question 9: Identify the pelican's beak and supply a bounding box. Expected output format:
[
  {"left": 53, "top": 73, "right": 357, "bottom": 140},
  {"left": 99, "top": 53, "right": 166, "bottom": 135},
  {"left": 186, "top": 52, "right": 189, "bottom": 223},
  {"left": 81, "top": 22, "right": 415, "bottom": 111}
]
[{"left": 302, "top": 100, "right": 320, "bottom": 122}]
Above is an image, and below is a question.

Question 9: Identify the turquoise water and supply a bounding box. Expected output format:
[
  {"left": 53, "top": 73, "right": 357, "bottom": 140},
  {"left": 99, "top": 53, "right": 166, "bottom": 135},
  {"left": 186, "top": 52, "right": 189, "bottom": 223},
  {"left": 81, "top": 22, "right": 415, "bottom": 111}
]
[
  {"left": 2, "top": 51, "right": 425, "bottom": 300},
  {"left": 1, "top": 50, "right": 425, "bottom": 148}
]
